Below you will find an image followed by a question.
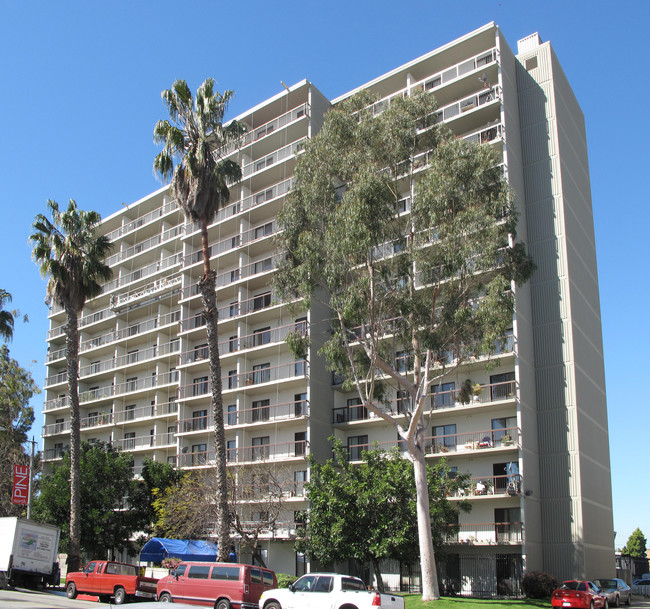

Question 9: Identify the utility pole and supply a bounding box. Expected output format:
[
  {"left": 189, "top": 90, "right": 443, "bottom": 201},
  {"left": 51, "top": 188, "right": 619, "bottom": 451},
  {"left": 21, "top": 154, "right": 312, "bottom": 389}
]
[{"left": 27, "top": 436, "right": 35, "bottom": 519}]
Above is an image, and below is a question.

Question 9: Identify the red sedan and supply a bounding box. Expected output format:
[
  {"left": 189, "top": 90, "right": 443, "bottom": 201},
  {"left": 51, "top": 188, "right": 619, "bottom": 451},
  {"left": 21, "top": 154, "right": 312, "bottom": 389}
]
[{"left": 552, "top": 581, "right": 609, "bottom": 609}]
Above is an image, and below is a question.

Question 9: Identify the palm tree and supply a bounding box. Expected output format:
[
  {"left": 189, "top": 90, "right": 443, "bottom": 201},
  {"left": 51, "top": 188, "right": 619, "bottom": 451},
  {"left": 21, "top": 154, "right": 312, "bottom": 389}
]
[
  {"left": 30, "top": 199, "right": 112, "bottom": 572},
  {"left": 0, "top": 289, "right": 15, "bottom": 342},
  {"left": 154, "top": 79, "right": 244, "bottom": 561}
]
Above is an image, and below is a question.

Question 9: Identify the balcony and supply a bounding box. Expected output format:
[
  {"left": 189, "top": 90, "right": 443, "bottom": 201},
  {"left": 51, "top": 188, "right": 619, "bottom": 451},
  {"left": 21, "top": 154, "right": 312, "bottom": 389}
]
[
  {"left": 110, "top": 275, "right": 182, "bottom": 311},
  {"left": 241, "top": 138, "right": 306, "bottom": 179},
  {"left": 180, "top": 255, "right": 280, "bottom": 300},
  {"left": 102, "top": 252, "right": 182, "bottom": 294},
  {"left": 184, "top": 220, "right": 279, "bottom": 269},
  {"left": 44, "top": 371, "right": 67, "bottom": 388},
  {"left": 451, "top": 474, "right": 523, "bottom": 498},
  {"left": 43, "top": 395, "right": 70, "bottom": 412},
  {"left": 42, "top": 420, "right": 70, "bottom": 436},
  {"left": 42, "top": 446, "right": 68, "bottom": 461},
  {"left": 105, "top": 224, "right": 184, "bottom": 266},
  {"left": 426, "top": 426, "right": 519, "bottom": 455},
  {"left": 117, "top": 432, "right": 176, "bottom": 451},
  {"left": 442, "top": 521, "right": 522, "bottom": 545},
  {"left": 78, "top": 370, "right": 179, "bottom": 404},
  {"left": 104, "top": 200, "right": 179, "bottom": 242},
  {"left": 81, "top": 412, "right": 113, "bottom": 429},
  {"left": 178, "top": 440, "right": 309, "bottom": 467},
  {"left": 113, "top": 400, "right": 178, "bottom": 424},
  {"left": 79, "top": 340, "right": 180, "bottom": 378},
  {"left": 80, "top": 309, "right": 180, "bottom": 354}
]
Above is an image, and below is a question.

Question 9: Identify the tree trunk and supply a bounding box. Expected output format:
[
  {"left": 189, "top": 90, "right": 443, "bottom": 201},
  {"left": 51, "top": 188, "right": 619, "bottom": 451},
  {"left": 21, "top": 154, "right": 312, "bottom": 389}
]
[
  {"left": 65, "top": 306, "right": 82, "bottom": 573},
  {"left": 372, "top": 557, "right": 385, "bottom": 593},
  {"left": 198, "top": 216, "right": 229, "bottom": 562},
  {"left": 411, "top": 434, "right": 440, "bottom": 601}
]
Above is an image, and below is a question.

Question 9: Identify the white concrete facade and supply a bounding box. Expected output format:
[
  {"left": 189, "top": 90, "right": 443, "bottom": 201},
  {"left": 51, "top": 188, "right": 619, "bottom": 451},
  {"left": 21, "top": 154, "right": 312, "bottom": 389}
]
[{"left": 40, "top": 23, "right": 613, "bottom": 593}]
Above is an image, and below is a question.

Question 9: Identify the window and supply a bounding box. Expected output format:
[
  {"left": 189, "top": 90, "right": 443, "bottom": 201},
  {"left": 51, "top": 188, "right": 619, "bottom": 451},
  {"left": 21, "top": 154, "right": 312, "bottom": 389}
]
[
  {"left": 126, "top": 377, "right": 137, "bottom": 392},
  {"left": 54, "top": 418, "right": 65, "bottom": 433},
  {"left": 193, "top": 343, "right": 208, "bottom": 361},
  {"left": 252, "top": 436, "right": 270, "bottom": 460},
  {"left": 347, "top": 397, "right": 367, "bottom": 421},
  {"left": 495, "top": 507, "right": 521, "bottom": 542},
  {"left": 127, "top": 324, "right": 139, "bottom": 337},
  {"left": 231, "top": 235, "right": 240, "bottom": 249},
  {"left": 228, "top": 370, "right": 237, "bottom": 389},
  {"left": 230, "top": 269, "right": 240, "bottom": 283},
  {"left": 293, "top": 575, "right": 317, "bottom": 592},
  {"left": 294, "top": 470, "right": 307, "bottom": 496},
  {"left": 491, "top": 416, "right": 516, "bottom": 444},
  {"left": 525, "top": 56, "right": 538, "bottom": 71},
  {"left": 294, "top": 393, "right": 307, "bottom": 417},
  {"left": 211, "top": 565, "right": 240, "bottom": 580},
  {"left": 294, "top": 358, "right": 306, "bottom": 377},
  {"left": 254, "top": 222, "right": 273, "bottom": 240},
  {"left": 432, "top": 382, "right": 455, "bottom": 408},
  {"left": 125, "top": 404, "right": 136, "bottom": 421},
  {"left": 253, "top": 327, "right": 271, "bottom": 346},
  {"left": 252, "top": 363, "right": 270, "bottom": 385},
  {"left": 124, "top": 432, "right": 136, "bottom": 450},
  {"left": 227, "top": 404, "right": 237, "bottom": 426},
  {"left": 229, "top": 335, "right": 239, "bottom": 353},
  {"left": 347, "top": 435, "right": 368, "bottom": 461},
  {"left": 433, "top": 424, "right": 457, "bottom": 451},
  {"left": 395, "top": 350, "right": 412, "bottom": 373},
  {"left": 493, "top": 462, "right": 519, "bottom": 493},
  {"left": 227, "top": 440, "right": 236, "bottom": 462},
  {"left": 247, "top": 398, "right": 270, "bottom": 422},
  {"left": 314, "top": 576, "right": 334, "bottom": 593},
  {"left": 90, "top": 360, "right": 101, "bottom": 373},
  {"left": 193, "top": 409, "right": 208, "bottom": 430},
  {"left": 396, "top": 197, "right": 409, "bottom": 214},
  {"left": 294, "top": 317, "right": 307, "bottom": 335},
  {"left": 396, "top": 390, "right": 409, "bottom": 414},
  {"left": 87, "top": 411, "right": 99, "bottom": 426},
  {"left": 294, "top": 432, "right": 306, "bottom": 456},
  {"left": 193, "top": 376, "right": 209, "bottom": 396},
  {"left": 127, "top": 350, "right": 138, "bottom": 364},
  {"left": 192, "top": 443, "right": 207, "bottom": 465},
  {"left": 255, "top": 188, "right": 274, "bottom": 205},
  {"left": 229, "top": 301, "right": 239, "bottom": 317},
  {"left": 167, "top": 426, "right": 175, "bottom": 444},
  {"left": 252, "top": 292, "right": 271, "bottom": 311},
  {"left": 490, "top": 372, "right": 515, "bottom": 401},
  {"left": 188, "top": 565, "right": 211, "bottom": 579},
  {"left": 253, "top": 258, "right": 272, "bottom": 274}
]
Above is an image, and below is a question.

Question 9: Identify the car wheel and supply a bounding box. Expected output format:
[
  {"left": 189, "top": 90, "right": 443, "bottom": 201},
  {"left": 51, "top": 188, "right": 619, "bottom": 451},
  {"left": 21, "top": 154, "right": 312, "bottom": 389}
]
[
  {"left": 615, "top": 596, "right": 620, "bottom": 607},
  {"left": 114, "top": 586, "right": 127, "bottom": 605},
  {"left": 216, "top": 600, "right": 231, "bottom": 609},
  {"left": 159, "top": 592, "right": 173, "bottom": 603},
  {"left": 265, "top": 602, "right": 282, "bottom": 609},
  {"left": 604, "top": 599, "right": 609, "bottom": 609},
  {"left": 626, "top": 595, "right": 632, "bottom": 606},
  {"left": 66, "top": 582, "right": 77, "bottom": 599}
]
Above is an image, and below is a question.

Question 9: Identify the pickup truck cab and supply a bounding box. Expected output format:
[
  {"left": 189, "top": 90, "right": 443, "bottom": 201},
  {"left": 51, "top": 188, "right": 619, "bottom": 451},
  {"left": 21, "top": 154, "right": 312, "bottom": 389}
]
[
  {"left": 66, "top": 559, "right": 158, "bottom": 604},
  {"left": 259, "top": 573, "right": 405, "bottom": 609}
]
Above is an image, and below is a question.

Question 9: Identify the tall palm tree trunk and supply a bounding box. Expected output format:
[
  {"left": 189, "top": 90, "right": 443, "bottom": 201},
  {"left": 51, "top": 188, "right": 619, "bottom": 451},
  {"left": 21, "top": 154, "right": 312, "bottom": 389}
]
[
  {"left": 65, "top": 306, "right": 82, "bottom": 573},
  {"left": 199, "top": 219, "right": 230, "bottom": 562}
]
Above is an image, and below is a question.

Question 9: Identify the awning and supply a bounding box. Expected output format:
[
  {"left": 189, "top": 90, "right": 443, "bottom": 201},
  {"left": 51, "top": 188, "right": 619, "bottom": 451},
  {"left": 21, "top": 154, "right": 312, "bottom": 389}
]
[{"left": 140, "top": 538, "right": 219, "bottom": 563}]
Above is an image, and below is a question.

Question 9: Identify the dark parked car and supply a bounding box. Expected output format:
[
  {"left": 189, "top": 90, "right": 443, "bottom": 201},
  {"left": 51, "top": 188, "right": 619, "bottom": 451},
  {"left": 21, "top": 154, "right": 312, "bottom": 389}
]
[
  {"left": 592, "top": 579, "right": 631, "bottom": 607},
  {"left": 552, "top": 581, "right": 608, "bottom": 609}
]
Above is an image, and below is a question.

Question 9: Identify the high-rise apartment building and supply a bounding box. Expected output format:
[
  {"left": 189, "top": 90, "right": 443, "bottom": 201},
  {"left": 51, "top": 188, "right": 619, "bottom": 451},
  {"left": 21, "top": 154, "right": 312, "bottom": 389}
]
[{"left": 40, "top": 22, "right": 613, "bottom": 594}]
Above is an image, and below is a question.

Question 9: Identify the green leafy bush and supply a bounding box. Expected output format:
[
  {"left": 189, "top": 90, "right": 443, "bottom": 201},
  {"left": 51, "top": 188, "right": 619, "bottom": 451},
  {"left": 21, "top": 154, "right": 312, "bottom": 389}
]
[
  {"left": 521, "top": 570, "right": 559, "bottom": 598},
  {"left": 276, "top": 573, "right": 298, "bottom": 588}
]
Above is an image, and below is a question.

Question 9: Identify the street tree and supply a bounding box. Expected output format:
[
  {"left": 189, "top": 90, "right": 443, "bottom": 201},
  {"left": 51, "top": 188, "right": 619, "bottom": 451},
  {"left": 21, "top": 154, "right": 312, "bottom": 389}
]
[
  {"left": 0, "top": 345, "right": 38, "bottom": 517},
  {"left": 297, "top": 439, "right": 471, "bottom": 592},
  {"left": 622, "top": 528, "right": 647, "bottom": 558},
  {"left": 30, "top": 199, "right": 112, "bottom": 572},
  {"left": 0, "top": 289, "right": 15, "bottom": 341},
  {"left": 275, "top": 90, "right": 534, "bottom": 600},
  {"left": 32, "top": 442, "right": 139, "bottom": 559},
  {"left": 127, "top": 458, "right": 184, "bottom": 536},
  {"left": 154, "top": 79, "right": 244, "bottom": 561}
]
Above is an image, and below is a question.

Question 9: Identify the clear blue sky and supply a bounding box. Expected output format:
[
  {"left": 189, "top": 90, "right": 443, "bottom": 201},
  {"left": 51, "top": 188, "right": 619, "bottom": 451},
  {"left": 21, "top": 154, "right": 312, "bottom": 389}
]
[{"left": 1, "top": 0, "right": 647, "bottom": 551}]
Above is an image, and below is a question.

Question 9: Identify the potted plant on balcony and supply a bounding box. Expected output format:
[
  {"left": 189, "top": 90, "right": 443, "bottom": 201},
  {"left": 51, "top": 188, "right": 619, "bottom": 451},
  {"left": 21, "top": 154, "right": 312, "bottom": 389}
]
[
  {"left": 501, "top": 433, "right": 513, "bottom": 446},
  {"left": 472, "top": 383, "right": 482, "bottom": 402}
]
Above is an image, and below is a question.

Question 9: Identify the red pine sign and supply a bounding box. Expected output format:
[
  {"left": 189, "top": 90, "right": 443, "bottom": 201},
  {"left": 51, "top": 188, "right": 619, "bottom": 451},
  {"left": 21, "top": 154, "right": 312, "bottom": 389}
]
[{"left": 12, "top": 464, "right": 29, "bottom": 505}]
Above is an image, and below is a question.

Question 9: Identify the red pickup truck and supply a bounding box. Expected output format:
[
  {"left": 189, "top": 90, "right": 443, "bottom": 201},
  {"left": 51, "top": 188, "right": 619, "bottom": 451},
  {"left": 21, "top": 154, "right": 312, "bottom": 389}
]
[{"left": 66, "top": 559, "right": 158, "bottom": 604}]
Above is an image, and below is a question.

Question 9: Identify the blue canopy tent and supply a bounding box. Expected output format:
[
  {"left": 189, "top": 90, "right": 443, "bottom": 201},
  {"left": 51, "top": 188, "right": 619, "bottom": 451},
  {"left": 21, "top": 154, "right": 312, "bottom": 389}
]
[{"left": 140, "top": 538, "right": 219, "bottom": 563}]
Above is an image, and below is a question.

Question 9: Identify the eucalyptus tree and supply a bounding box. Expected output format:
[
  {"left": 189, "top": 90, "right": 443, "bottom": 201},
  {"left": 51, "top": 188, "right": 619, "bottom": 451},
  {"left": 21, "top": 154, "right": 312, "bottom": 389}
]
[
  {"left": 275, "top": 89, "right": 534, "bottom": 600},
  {"left": 30, "top": 199, "right": 112, "bottom": 572},
  {"left": 0, "top": 289, "right": 16, "bottom": 341},
  {"left": 153, "top": 78, "right": 245, "bottom": 561}
]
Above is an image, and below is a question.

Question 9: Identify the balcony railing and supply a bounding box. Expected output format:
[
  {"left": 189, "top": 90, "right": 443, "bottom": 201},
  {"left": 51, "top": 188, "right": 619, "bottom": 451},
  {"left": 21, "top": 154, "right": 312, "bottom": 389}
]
[
  {"left": 105, "top": 223, "right": 184, "bottom": 266},
  {"left": 117, "top": 432, "right": 176, "bottom": 451},
  {"left": 453, "top": 474, "right": 523, "bottom": 498},
  {"left": 102, "top": 252, "right": 182, "bottom": 294},
  {"left": 178, "top": 440, "right": 309, "bottom": 467},
  {"left": 184, "top": 220, "right": 278, "bottom": 268},
  {"left": 79, "top": 370, "right": 179, "bottom": 404},
  {"left": 181, "top": 255, "right": 280, "bottom": 300},
  {"left": 80, "top": 309, "right": 180, "bottom": 353},
  {"left": 43, "top": 395, "right": 70, "bottom": 411},
  {"left": 104, "top": 200, "right": 179, "bottom": 242},
  {"left": 111, "top": 275, "right": 182, "bottom": 310},
  {"left": 426, "top": 426, "right": 519, "bottom": 454},
  {"left": 42, "top": 446, "right": 68, "bottom": 461},
  {"left": 241, "top": 138, "right": 306, "bottom": 178},
  {"left": 442, "top": 521, "right": 523, "bottom": 545},
  {"left": 177, "top": 399, "right": 308, "bottom": 431},
  {"left": 42, "top": 421, "right": 70, "bottom": 436},
  {"left": 113, "top": 400, "right": 178, "bottom": 424},
  {"left": 78, "top": 340, "right": 180, "bottom": 378}
]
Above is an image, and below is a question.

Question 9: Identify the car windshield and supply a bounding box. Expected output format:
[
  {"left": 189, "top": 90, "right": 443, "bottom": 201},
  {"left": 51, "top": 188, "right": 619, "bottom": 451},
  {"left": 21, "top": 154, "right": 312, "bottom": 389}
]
[{"left": 594, "top": 580, "right": 616, "bottom": 588}]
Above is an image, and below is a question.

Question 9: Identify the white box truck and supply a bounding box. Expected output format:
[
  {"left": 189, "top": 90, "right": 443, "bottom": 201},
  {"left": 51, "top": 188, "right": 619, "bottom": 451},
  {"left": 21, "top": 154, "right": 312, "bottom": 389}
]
[{"left": 0, "top": 517, "right": 60, "bottom": 589}]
